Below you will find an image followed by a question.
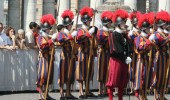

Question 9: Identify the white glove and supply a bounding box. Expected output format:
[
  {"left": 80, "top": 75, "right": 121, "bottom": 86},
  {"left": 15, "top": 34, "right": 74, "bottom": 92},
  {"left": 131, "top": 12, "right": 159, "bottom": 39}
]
[
  {"left": 128, "top": 30, "right": 134, "bottom": 37},
  {"left": 71, "top": 31, "right": 78, "bottom": 37},
  {"left": 89, "top": 27, "right": 95, "bottom": 35},
  {"left": 125, "top": 56, "right": 132, "bottom": 64},
  {"left": 51, "top": 33, "right": 57, "bottom": 41},
  {"left": 149, "top": 34, "right": 155, "bottom": 41},
  {"left": 150, "top": 28, "right": 154, "bottom": 33},
  {"left": 64, "top": 28, "right": 69, "bottom": 34}
]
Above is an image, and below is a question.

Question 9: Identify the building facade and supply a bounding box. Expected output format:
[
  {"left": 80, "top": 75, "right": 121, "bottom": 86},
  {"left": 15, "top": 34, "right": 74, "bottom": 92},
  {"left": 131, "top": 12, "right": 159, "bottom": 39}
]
[{"left": 0, "top": 0, "right": 170, "bottom": 31}]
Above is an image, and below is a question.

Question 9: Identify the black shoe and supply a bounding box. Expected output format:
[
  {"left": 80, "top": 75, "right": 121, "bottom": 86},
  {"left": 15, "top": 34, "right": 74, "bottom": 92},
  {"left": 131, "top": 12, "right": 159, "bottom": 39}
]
[
  {"left": 66, "top": 95, "right": 78, "bottom": 99},
  {"left": 102, "top": 93, "right": 108, "bottom": 97},
  {"left": 79, "top": 95, "right": 86, "bottom": 99},
  {"left": 47, "top": 95, "right": 56, "bottom": 100},
  {"left": 60, "top": 97, "right": 65, "bottom": 100},
  {"left": 98, "top": 94, "right": 103, "bottom": 97},
  {"left": 85, "top": 92, "right": 97, "bottom": 98},
  {"left": 164, "top": 97, "right": 168, "bottom": 100}
]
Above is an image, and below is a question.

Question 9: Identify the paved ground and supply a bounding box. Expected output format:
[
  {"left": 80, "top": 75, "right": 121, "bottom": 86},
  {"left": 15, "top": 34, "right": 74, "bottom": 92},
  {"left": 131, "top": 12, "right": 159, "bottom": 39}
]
[{"left": 0, "top": 92, "right": 170, "bottom": 100}]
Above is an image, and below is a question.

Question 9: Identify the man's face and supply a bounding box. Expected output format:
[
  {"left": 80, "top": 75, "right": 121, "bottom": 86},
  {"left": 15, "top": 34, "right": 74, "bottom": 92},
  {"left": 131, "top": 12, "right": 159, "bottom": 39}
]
[
  {"left": 162, "top": 24, "right": 167, "bottom": 29},
  {"left": 45, "top": 28, "right": 51, "bottom": 34},
  {"left": 32, "top": 26, "right": 38, "bottom": 32},
  {"left": 0, "top": 24, "right": 3, "bottom": 32},
  {"left": 85, "top": 20, "right": 91, "bottom": 27},
  {"left": 145, "top": 28, "right": 150, "bottom": 35},
  {"left": 67, "top": 24, "right": 72, "bottom": 31},
  {"left": 107, "top": 23, "right": 112, "bottom": 28},
  {"left": 119, "top": 22, "right": 128, "bottom": 32}
]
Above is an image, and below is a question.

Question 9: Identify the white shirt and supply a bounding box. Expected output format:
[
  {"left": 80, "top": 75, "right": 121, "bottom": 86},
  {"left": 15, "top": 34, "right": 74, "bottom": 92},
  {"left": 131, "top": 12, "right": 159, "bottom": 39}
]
[
  {"left": 0, "top": 32, "right": 10, "bottom": 46},
  {"left": 25, "top": 30, "right": 35, "bottom": 46}
]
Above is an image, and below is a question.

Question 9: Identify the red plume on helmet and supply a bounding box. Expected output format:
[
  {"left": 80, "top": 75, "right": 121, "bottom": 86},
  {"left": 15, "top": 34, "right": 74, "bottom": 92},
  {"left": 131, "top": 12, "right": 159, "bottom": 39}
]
[
  {"left": 40, "top": 14, "right": 56, "bottom": 25},
  {"left": 138, "top": 14, "right": 148, "bottom": 28},
  {"left": 80, "top": 6, "right": 94, "bottom": 17},
  {"left": 112, "top": 9, "right": 129, "bottom": 23},
  {"left": 129, "top": 11, "right": 141, "bottom": 21},
  {"left": 156, "top": 10, "right": 169, "bottom": 22},
  {"left": 61, "top": 10, "right": 74, "bottom": 20},
  {"left": 101, "top": 11, "right": 113, "bottom": 20},
  {"left": 101, "top": 11, "right": 113, "bottom": 25},
  {"left": 111, "top": 12, "right": 116, "bottom": 22},
  {"left": 147, "top": 12, "right": 155, "bottom": 25}
]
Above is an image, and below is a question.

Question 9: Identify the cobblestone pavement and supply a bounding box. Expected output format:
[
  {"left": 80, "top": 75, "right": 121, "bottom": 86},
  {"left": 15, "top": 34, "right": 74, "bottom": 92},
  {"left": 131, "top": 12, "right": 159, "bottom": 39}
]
[{"left": 0, "top": 92, "right": 170, "bottom": 100}]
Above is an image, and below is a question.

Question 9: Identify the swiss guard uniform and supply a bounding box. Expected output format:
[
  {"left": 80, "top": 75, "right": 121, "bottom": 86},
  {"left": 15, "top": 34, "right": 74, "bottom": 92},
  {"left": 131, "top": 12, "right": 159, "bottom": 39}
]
[
  {"left": 75, "top": 6, "right": 97, "bottom": 98},
  {"left": 96, "top": 11, "right": 112, "bottom": 97},
  {"left": 36, "top": 14, "right": 56, "bottom": 100},
  {"left": 57, "top": 10, "right": 78, "bottom": 99},
  {"left": 106, "top": 9, "right": 132, "bottom": 100},
  {"left": 166, "top": 16, "right": 170, "bottom": 94},
  {"left": 128, "top": 11, "right": 141, "bottom": 93},
  {"left": 133, "top": 13, "right": 153, "bottom": 100},
  {"left": 150, "top": 11, "right": 170, "bottom": 100}
]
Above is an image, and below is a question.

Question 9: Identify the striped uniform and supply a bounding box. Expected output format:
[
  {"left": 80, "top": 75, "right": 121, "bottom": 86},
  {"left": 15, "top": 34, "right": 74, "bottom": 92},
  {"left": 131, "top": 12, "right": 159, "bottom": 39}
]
[
  {"left": 57, "top": 32, "right": 76, "bottom": 85},
  {"left": 151, "top": 32, "right": 168, "bottom": 91},
  {"left": 96, "top": 30, "right": 109, "bottom": 82},
  {"left": 128, "top": 30, "right": 138, "bottom": 82},
  {"left": 75, "top": 28, "right": 94, "bottom": 81},
  {"left": 134, "top": 36, "right": 150, "bottom": 91},
  {"left": 36, "top": 35, "right": 54, "bottom": 87}
]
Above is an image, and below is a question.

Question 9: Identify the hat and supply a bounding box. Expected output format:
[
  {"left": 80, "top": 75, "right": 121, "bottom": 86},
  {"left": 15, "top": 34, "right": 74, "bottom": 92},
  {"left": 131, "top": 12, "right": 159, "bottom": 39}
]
[
  {"left": 61, "top": 10, "right": 74, "bottom": 26},
  {"left": 112, "top": 9, "right": 129, "bottom": 26},
  {"left": 80, "top": 6, "right": 94, "bottom": 23},
  {"left": 138, "top": 14, "right": 153, "bottom": 31},
  {"left": 129, "top": 11, "right": 141, "bottom": 25},
  {"left": 40, "top": 14, "right": 56, "bottom": 30},
  {"left": 156, "top": 11, "right": 169, "bottom": 27},
  {"left": 101, "top": 11, "right": 113, "bottom": 25}
]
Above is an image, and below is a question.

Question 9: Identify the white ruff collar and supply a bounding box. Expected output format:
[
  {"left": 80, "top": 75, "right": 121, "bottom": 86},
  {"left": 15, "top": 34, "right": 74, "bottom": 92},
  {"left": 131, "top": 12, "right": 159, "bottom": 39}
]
[
  {"left": 115, "top": 27, "right": 123, "bottom": 33},
  {"left": 133, "top": 27, "right": 139, "bottom": 32},
  {"left": 82, "top": 24, "right": 89, "bottom": 30},
  {"left": 141, "top": 31, "right": 148, "bottom": 37},
  {"left": 157, "top": 27, "right": 163, "bottom": 33},
  {"left": 103, "top": 26, "right": 109, "bottom": 31}
]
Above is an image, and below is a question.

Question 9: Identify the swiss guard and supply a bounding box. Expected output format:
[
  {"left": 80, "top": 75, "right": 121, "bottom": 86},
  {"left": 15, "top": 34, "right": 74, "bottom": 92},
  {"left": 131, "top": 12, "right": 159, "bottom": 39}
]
[
  {"left": 128, "top": 11, "right": 141, "bottom": 95},
  {"left": 133, "top": 13, "right": 153, "bottom": 100},
  {"left": 97, "top": 11, "right": 113, "bottom": 97},
  {"left": 149, "top": 10, "right": 170, "bottom": 100},
  {"left": 75, "top": 6, "right": 97, "bottom": 98},
  {"left": 36, "top": 14, "right": 56, "bottom": 100},
  {"left": 106, "top": 9, "right": 132, "bottom": 100},
  {"left": 57, "top": 10, "right": 78, "bottom": 99}
]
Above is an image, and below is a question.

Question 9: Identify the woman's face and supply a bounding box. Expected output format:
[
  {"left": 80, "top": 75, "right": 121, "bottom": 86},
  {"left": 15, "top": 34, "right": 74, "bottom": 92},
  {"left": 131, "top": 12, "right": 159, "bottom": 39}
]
[
  {"left": 9, "top": 29, "right": 14, "bottom": 36},
  {"left": 18, "top": 32, "right": 24, "bottom": 39}
]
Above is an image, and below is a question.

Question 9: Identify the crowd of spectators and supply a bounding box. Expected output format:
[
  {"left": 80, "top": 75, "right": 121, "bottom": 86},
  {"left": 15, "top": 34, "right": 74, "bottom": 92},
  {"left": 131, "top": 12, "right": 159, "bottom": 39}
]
[{"left": 0, "top": 22, "right": 39, "bottom": 50}]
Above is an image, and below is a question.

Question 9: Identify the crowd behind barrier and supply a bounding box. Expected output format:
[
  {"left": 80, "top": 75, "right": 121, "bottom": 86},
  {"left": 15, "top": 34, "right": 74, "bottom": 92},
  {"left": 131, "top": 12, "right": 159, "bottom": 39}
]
[{"left": 0, "top": 49, "right": 101, "bottom": 91}]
